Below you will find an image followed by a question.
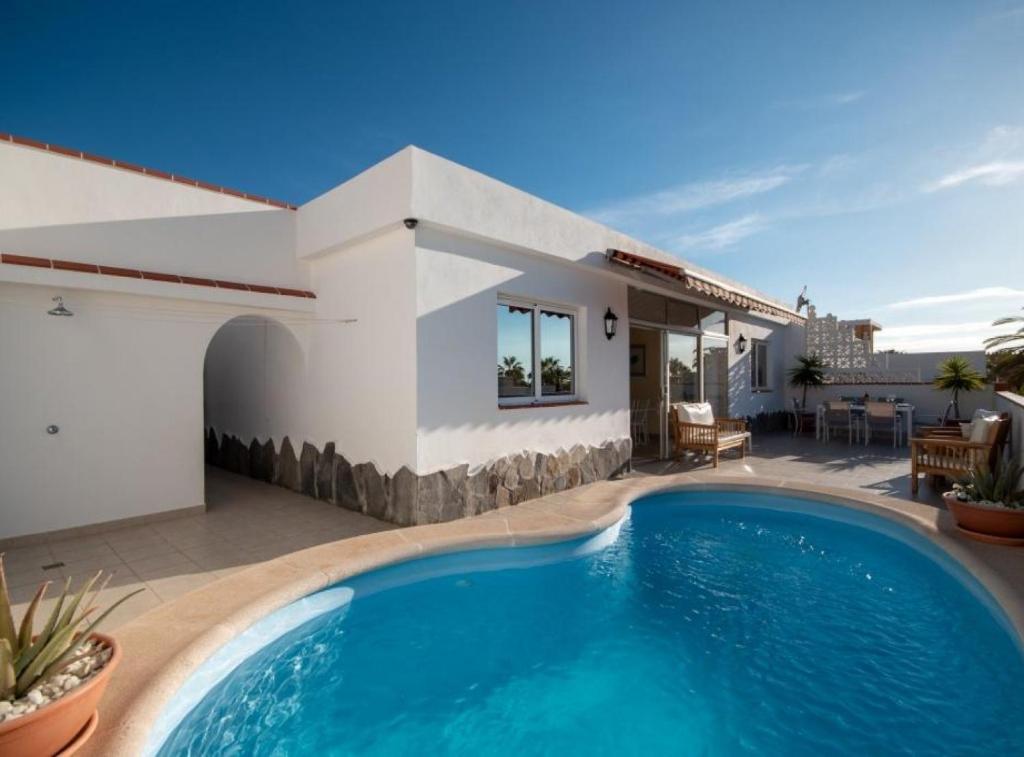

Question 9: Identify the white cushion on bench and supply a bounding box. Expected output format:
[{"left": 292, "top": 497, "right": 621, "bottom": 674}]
[{"left": 678, "top": 401, "right": 715, "bottom": 425}]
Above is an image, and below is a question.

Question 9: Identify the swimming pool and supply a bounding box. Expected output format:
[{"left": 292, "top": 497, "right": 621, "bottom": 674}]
[{"left": 153, "top": 490, "right": 1024, "bottom": 755}]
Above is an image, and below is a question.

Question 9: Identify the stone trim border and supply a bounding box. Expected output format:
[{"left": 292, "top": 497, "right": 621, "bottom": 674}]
[
  {"left": 207, "top": 428, "right": 631, "bottom": 526},
  {"left": 83, "top": 474, "right": 1024, "bottom": 756}
]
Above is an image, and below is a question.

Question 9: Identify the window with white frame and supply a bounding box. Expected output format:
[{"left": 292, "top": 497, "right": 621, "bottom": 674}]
[
  {"left": 750, "top": 339, "right": 770, "bottom": 391},
  {"left": 497, "top": 298, "right": 576, "bottom": 402}
]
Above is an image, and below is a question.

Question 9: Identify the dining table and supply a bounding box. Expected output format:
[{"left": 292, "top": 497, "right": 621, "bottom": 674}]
[{"left": 815, "top": 402, "right": 915, "bottom": 447}]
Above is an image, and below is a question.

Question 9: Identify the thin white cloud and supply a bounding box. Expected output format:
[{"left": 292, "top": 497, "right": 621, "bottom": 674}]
[
  {"left": 873, "top": 321, "right": 1000, "bottom": 353},
  {"left": 924, "top": 125, "right": 1024, "bottom": 192},
  {"left": 586, "top": 168, "right": 798, "bottom": 226},
  {"left": 817, "top": 153, "right": 857, "bottom": 176},
  {"left": 830, "top": 91, "right": 866, "bottom": 105},
  {"left": 980, "top": 5, "right": 1024, "bottom": 22},
  {"left": 672, "top": 214, "right": 768, "bottom": 251},
  {"left": 885, "top": 287, "right": 1024, "bottom": 309},
  {"left": 924, "top": 161, "right": 1024, "bottom": 192},
  {"left": 773, "top": 90, "right": 866, "bottom": 110}
]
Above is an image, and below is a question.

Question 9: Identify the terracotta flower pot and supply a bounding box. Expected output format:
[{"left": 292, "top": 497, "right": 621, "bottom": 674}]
[
  {"left": 0, "top": 633, "right": 120, "bottom": 757},
  {"left": 943, "top": 492, "right": 1024, "bottom": 545}
]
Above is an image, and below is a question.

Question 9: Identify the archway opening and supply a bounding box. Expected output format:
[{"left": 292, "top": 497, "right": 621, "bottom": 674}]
[{"left": 202, "top": 314, "right": 305, "bottom": 507}]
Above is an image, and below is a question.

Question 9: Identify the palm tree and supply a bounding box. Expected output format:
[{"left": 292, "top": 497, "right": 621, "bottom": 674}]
[
  {"left": 499, "top": 355, "right": 526, "bottom": 384},
  {"left": 788, "top": 354, "right": 827, "bottom": 408},
  {"left": 934, "top": 356, "right": 985, "bottom": 420},
  {"left": 985, "top": 307, "right": 1024, "bottom": 391},
  {"left": 540, "top": 356, "right": 569, "bottom": 392}
]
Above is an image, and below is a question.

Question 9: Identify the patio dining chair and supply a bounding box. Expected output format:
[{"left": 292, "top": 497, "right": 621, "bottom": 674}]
[
  {"left": 823, "top": 401, "right": 860, "bottom": 444},
  {"left": 790, "top": 397, "right": 816, "bottom": 436},
  {"left": 864, "top": 401, "right": 901, "bottom": 447}
]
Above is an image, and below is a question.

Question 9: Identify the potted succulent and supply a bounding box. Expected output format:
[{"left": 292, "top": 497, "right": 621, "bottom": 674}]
[
  {"left": 944, "top": 460, "right": 1024, "bottom": 545},
  {"left": 0, "top": 556, "right": 141, "bottom": 756}
]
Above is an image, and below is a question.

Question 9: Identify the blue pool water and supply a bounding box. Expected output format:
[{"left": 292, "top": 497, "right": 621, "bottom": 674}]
[{"left": 158, "top": 491, "right": 1024, "bottom": 755}]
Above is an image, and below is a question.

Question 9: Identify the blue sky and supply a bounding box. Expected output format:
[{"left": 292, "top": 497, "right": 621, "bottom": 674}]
[{"left": 3, "top": 1, "right": 1022, "bottom": 352}]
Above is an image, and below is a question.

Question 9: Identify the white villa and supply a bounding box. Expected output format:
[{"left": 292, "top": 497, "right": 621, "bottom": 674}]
[{"left": 0, "top": 133, "right": 984, "bottom": 543}]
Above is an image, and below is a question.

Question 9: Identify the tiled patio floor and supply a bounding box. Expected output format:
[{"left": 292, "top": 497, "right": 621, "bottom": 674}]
[
  {"left": 5, "top": 435, "right": 940, "bottom": 629},
  {"left": 632, "top": 431, "right": 945, "bottom": 508},
  {"left": 4, "top": 467, "right": 393, "bottom": 629}
]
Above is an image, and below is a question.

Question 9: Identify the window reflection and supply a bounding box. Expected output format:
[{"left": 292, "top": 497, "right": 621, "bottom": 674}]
[
  {"left": 497, "top": 304, "right": 534, "bottom": 397},
  {"left": 702, "top": 340, "right": 728, "bottom": 417},
  {"left": 699, "top": 308, "right": 726, "bottom": 335},
  {"left": 540, "top": 310, "right": 574, "bottom": 395},
  {"left": 667, "top": 333, "right": 699, "bottom": 403}
]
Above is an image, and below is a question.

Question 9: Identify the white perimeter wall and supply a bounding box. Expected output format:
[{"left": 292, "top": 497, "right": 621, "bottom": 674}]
[
  {"left": 203, "top": 227, "right": 419, "bottom": 472},
  {"left": 415, "top": 227, "right": 629, "bottom": 473},
  {"left": 785, "top": 382, "right": 998, "bottom": 428},
  {"left": 0, "top": 143, "right": 305, "bottom": 289}
]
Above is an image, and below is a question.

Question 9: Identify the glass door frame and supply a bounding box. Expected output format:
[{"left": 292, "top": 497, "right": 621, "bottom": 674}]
[{"left": 629, "top": 317, "right": 729, "bottom": 460}]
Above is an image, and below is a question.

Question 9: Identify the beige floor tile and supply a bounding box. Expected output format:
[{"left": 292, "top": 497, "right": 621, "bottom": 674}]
[
  {"left": 144, "top": 573, "right": 218, "bottom": 602},
  {"left": 108, "top": 539, "right": 180, "bottom": 563},
  {"left": 50, "top": 541, "right": 121, "bottom": 564},
  {"left": 125, "top": 552, "right": 201, "bottom": 581}
]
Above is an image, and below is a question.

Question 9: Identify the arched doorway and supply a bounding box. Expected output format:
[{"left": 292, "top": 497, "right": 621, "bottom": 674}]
[{"left": 202, "top": 314, "right": 305, "bottom": 501}]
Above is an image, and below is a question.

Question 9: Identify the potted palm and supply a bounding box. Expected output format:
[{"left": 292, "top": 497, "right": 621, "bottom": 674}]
[
  {"left": 788, "top": 354, "right": 826, "bottom": 409},
  {"left": 944, "top": 460, "right": 1024, "bottom": 545},
  {"left": 0, "top": 556, "right": 141, "bottom": 756},
  {"left": 933, "top": 356, "right": 985, "bottom": 422}
]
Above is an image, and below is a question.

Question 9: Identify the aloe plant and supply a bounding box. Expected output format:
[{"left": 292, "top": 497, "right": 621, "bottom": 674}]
[
  {"left": 0, "top": 555, "right": 143, "bottom": 701},
  {"left": 953, "top": 460, "right": 1024, "bottom": 509}
]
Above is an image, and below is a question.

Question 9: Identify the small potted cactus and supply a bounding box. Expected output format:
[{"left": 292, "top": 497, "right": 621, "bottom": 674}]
[
  {"left": 0, "top": 555, "right": 142, "bottom": 756},
  {"left": 944, "top": 460, "right": 1024, "bottom": 545}
]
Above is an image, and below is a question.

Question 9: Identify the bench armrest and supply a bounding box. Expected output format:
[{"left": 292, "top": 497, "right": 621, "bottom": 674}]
[
  {"left": 911, "top": 438, "right": 990, "bottom": 451},
  {"left": 716, "top": 418, "right": 748, "bottom": 433},
  {"left": 917, "top": 426, "right": 963, "bottom": 438}
]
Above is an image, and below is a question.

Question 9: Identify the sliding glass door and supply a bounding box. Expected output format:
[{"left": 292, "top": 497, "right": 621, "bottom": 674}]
[
  {"left": 666, "top": 333, "right": 699, "bottom": 404},
  {"left": 701, "top": 338, "right": 728, "bottom": 419},
  {"left": 659, "top": 332, "right": 699, "bottom": 458}
]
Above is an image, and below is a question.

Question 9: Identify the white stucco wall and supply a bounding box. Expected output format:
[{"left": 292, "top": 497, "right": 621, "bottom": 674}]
[
  {"left": 414, "top": 226, "right": 629, "bottom": 473},
  {"left": 726, "top": 313, "right": 794, "bottom": 418},
  {"left": 0, "top": 283, "right": 251, "bottom": 539},
  {"left": 1, "top": 140, "right": 804, "bottom": 539},
  {"left": 0, "top": 142, "right": 306, "bottom": 289},
  {"left": 295, "top": 149, "right": 413, "bottom": 259},
  {"left": 202, "top": 227, "right": 419, "bottom": 473}
]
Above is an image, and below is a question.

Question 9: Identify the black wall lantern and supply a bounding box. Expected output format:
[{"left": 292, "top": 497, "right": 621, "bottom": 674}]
[
  {"left": 603, "top": 307, "right": 619, "bottom": 340},
  {"left": 735, "top": 334, "right": 747, "bottom": 354}
]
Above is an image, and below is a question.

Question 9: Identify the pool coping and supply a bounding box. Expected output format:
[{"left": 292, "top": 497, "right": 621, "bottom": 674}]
[{"left": 82, "top": 473, "right": 1024, "bottom": 756}]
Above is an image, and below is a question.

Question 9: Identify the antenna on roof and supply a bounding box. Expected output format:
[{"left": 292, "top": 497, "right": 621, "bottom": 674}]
[{"left": 795, "top": 285, "right": 810, "bottom": 313}]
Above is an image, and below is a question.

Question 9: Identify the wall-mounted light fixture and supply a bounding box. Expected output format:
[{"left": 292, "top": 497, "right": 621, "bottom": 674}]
[
  {"left": 47, "top": 296, "right": 73, "bottom": 317},
  {"left": 604, "top": 307, "right": 619, "bottom": 340},
  {"left": 735, "top": 334, "right": 747, "bottom": 354}
]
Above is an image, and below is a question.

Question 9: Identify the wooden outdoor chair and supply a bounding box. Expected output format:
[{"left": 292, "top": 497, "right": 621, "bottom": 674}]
[
  {"left": 669, "top": 402, "right": 750, "bottom": 468},
  {"left": 910, "top": 412, "right": 1010, "bottom": 494}
]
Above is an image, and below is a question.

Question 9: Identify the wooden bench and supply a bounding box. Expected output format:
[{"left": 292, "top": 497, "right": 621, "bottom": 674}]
[
  {"left": 669, "top": 402, "right": 750, "bottom": 468},
  {"left": 910, "top": 412, "right": 1010, "bottom": 494}
]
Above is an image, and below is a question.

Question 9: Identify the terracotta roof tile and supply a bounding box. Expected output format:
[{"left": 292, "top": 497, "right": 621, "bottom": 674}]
[
  {"left": 0, "top": 132, "right": 299, "bottom": 210},
  {"left": 1, "top": 253, "right": 314, "bottom": 300}
]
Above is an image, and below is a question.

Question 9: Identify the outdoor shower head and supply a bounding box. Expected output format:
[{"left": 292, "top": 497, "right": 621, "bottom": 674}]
[{"left": 47, "top": 296, "right": 73, "bottom": 317}]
